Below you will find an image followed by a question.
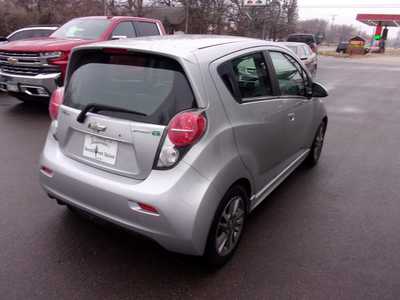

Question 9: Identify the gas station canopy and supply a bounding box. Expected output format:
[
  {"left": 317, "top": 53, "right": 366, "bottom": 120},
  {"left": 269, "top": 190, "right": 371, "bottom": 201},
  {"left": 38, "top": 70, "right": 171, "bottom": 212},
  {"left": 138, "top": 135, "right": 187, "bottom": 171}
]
[{"left": 356, "top": 14, "right": 400, "bottom": 27}]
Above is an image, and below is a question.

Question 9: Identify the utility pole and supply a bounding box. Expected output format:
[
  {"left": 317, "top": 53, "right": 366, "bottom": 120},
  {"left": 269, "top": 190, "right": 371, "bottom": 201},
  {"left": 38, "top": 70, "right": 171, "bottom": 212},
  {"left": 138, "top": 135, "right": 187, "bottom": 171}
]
[
  {"left": 103, "top": 0, "right": 107, "bottom": 16},
  {"left": 185, "top": 0, "right": 190, "bottom": 34},
  {"left": 330, "top": 14, "right": 337, "bottom": 28},
  {"left": 261, "top": 1, "right": 270, "bottom": 40}
]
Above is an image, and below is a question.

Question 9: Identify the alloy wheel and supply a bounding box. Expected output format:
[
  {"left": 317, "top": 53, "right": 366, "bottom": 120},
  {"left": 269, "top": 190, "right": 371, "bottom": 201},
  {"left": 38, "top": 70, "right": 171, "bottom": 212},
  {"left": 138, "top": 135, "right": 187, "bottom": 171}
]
[
  {"left": 313, "top": 125, "right": 325, "bottom": 161},
  {"left": 215, "top": 195, "right": 245, "bottom": 257}
]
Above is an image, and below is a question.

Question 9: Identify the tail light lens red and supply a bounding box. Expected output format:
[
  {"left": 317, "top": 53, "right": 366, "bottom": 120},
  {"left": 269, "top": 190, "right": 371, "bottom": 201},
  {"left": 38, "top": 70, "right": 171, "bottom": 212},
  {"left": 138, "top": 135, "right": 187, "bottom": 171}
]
[
  {"left": 168, "top": 111, "right": 207, "bottom": 147},
  {"left": 156, "top": 110, "right": 207, "bottom": 169},
  {"left": 49, "top": 87, "right": 64, "bottom": 120}
]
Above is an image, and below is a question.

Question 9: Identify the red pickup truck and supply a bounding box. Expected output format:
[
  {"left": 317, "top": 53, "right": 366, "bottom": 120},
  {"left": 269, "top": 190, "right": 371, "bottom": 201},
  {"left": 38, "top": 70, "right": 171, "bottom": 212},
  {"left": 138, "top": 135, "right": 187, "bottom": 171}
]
[{"left": 0, "top": 16, "right": 165, "bottom": 102}]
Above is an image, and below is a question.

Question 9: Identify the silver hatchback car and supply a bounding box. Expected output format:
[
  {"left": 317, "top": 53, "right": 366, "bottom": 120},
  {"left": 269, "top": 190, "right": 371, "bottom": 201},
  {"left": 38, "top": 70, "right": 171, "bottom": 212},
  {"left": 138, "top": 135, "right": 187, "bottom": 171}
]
[{"left": 39, "top": 35, "right": 328, "bottom": 266}]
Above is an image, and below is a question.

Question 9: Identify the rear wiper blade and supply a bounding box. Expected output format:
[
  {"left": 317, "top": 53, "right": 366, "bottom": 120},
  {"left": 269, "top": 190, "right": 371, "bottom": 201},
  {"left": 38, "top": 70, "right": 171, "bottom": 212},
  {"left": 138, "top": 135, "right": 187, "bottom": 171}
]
[{"left": 76, "top": 103, "right": 147, "bottom": 123}]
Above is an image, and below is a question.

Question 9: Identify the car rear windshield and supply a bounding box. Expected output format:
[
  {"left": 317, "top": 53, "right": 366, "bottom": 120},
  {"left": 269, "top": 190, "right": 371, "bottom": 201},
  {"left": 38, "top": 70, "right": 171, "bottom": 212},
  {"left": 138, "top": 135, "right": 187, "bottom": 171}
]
[
  {"left": 64, "top": 51, "right": 196, "bottom": 125},
  {"left": 51, "top": 19, "right": 110, "bottom": 40},
  {"left": 287, "top": 35, "right": 315, "bottom": 44}
]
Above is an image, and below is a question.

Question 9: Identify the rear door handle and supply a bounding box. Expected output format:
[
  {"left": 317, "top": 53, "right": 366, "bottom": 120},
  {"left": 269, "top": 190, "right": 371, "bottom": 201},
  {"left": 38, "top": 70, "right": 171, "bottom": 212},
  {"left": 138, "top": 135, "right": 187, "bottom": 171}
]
[{"left": 288, "top": 113, "right": 296, "bottom": 121}]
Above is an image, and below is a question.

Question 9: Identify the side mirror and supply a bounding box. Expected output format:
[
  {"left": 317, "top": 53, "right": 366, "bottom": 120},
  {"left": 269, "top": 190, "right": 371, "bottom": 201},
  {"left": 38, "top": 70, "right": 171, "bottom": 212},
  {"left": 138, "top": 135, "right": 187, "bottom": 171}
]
[
  {"left": 0, "top": 36, "right": 8, "bottom": 42},
  {"left": 312, "top": 82, "right": 328, "bottom": 98},
  {"left": 111, "top": 35, "right": 127, "bottom": 40}
]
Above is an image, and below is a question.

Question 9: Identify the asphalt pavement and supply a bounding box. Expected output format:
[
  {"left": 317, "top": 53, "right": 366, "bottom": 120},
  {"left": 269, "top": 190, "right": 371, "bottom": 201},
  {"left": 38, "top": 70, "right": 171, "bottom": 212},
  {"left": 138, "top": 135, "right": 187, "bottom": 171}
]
[{"left": 1, "top": 56, "right": 400, "bottom": 299}]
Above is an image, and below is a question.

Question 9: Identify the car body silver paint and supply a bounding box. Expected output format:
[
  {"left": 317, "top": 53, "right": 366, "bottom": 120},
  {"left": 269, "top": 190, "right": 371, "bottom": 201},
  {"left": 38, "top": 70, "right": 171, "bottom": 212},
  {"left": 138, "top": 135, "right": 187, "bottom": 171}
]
[{"left": 39, "top": 35, "right": 328, "bottom": 255}]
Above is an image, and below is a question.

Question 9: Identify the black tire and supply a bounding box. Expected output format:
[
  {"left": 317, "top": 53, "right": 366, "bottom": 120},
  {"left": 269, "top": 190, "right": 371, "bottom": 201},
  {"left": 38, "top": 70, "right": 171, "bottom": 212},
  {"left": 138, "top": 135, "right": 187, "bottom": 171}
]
[
  {"left": 305, "top": 121, "right": 327, "bottom": 167},
  {"left": 204, "top": 185, "right": 248, "bottom": 267}
]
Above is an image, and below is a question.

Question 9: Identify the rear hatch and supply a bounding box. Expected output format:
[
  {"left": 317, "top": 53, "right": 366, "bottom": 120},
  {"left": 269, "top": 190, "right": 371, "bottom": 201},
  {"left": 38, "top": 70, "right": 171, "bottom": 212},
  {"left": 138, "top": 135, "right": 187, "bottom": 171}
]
[{"left": 56, "top": 49, "right": 196, "bottom": 180}]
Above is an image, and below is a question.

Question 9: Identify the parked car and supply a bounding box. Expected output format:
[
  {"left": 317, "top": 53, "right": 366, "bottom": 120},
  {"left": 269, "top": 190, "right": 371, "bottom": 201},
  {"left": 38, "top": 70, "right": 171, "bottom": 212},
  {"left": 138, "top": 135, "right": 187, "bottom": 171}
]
[
  {"left": 287, "top": 33, "right": 319, "bottom": 53},
  {"left": 39, "top": 35, "right": 328, "bottom": 266},
  {"left": 281, "top": 42, "right": 318, "bottom": 77},
  {"left": 336, "top": 41, "right": 349, "bottom": 54},
  {"left": 0, "top": 25, "right": 59, "bottom": 45},
  {"left": 0, "top": 16, "right": 165, "bottom": 102}
]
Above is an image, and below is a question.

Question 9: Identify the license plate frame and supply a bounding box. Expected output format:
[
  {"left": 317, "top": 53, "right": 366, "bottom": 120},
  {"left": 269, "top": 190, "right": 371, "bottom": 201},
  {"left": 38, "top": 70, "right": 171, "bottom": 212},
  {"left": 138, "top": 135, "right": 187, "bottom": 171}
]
[{"left": 82, "top": 135, "right": 118, "bottom": 165}]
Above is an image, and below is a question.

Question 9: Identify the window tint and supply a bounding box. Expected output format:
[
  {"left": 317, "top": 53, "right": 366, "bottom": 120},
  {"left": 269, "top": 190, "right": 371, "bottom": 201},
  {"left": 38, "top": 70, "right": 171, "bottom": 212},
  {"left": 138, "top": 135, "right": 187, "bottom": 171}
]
[
  {"left": 33, "top": 29, "right": 55, "bottom": 37},
  {"left": 287, "top": 34, "right": 315, "bottom": 44},
  {"left": 269, "top": 51, "right": 308, "bottom": 97},
  {"left": 8, "top": 30, "right": 30, "bottom": 41},
  {"left": 133, "top": 22, "right": 159, "bottom": 36},
  {"left": 230, "top": 53, "right": 272, "bottom": 100},
  {"left": 9, "top": 29, "right": 55, "bottom": 41},
  {"left": 64, "top": 52, "right": 195, "bottom": 125},
  {"left": 112, "top": 22, "right": 136, "bottom": 38}
]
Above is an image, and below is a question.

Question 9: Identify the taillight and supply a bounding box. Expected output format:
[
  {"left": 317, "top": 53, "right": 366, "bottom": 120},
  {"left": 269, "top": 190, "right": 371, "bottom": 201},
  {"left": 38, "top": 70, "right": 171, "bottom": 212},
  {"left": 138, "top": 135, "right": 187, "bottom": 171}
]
[
  {"left": 49, "top": 87, "right": 64, "bottom": 120},
  {"left": 156, "top": 111, "right": 207, "bottom": 169},
  {"left": 168, "top": 111, "right": 206, "bottom": 147}
]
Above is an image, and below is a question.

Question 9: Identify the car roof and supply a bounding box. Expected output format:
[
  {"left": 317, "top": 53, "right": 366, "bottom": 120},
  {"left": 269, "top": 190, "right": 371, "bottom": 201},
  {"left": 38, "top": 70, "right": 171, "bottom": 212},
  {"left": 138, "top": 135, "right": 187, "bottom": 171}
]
[
  {"left": 72, "top": 16, "right": 161, "bottom": 23},
  {"left": 75, "top": 34, "right": 285, "bottom": 62}
]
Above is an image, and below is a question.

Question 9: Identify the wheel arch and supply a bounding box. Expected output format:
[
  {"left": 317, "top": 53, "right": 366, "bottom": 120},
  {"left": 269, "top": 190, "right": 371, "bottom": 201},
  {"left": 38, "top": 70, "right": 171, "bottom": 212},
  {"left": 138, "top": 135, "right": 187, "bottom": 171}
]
[{"left": 191, "top": 155, "right": 254, "bottom": 255}]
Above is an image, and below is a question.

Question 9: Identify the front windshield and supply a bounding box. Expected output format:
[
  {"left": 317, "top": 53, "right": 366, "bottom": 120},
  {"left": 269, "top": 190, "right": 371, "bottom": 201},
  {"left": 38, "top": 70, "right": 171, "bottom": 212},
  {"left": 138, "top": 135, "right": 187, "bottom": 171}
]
[{"left": 51, "top": 19, "right": 110, "bottom": 40}]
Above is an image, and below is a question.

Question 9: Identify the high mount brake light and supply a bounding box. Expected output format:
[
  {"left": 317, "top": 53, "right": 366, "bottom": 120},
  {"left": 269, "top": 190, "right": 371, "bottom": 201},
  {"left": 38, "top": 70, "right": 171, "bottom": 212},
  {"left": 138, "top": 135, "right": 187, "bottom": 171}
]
[
  {"left": 167, "top": 112, "right": 207, "bottom": 147},
  {"left": 103, "top": 48, "right": 129, "bottom": 54},
  {"left": 49, "top": 87, "right": 64, "bottom": 120}
]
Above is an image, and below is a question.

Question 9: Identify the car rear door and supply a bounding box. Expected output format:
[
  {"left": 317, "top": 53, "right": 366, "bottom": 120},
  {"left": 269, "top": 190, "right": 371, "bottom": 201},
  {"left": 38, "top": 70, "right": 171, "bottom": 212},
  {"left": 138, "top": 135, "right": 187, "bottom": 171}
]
[
  {"left": 267, "top": 50, "right": 315, "bottom": 159},
  {"left": 55, "top": 49, "right": 196, "bottom": 180},
  {"left": 211, "top": 50, "right": 289, "bottom": 192}
]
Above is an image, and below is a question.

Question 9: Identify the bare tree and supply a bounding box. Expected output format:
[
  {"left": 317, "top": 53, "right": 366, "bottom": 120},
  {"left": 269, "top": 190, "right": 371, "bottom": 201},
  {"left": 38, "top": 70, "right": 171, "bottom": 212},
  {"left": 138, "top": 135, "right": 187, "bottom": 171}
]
[{"left": 0, "top": 0, "right": 299, "bottom": 39}]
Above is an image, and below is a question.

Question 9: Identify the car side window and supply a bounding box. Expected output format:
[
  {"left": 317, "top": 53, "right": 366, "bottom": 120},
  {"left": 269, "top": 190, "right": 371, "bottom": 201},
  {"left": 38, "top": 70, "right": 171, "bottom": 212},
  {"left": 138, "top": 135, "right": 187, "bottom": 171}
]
[
  {"left": 31, "top": 29, "right": 54, "bottom": 38},
  {"left": 229, "top": 52, "right": 273, "bottom": 100},
  {"left": 269, "top": 51, "right": 308, "bottom": 97},
  {"left": 112, "top": 22, "right": 136, "bottom": 38},
  {"left": 8, "top": 30, "right": 33, "bottom": 41},
  {"left": 133, "top": 22, "right": 159, "bottom": 36}
]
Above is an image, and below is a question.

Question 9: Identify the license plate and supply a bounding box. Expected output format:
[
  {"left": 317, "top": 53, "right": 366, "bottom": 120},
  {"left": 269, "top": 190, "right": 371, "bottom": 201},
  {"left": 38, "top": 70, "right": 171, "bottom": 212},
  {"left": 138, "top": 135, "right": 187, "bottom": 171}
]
[
  {"left": 7, "top": 84, "right": 19, "bottom": 92},
  {"left": 83, "top": 135, "right": 118, "bottom": 165}
]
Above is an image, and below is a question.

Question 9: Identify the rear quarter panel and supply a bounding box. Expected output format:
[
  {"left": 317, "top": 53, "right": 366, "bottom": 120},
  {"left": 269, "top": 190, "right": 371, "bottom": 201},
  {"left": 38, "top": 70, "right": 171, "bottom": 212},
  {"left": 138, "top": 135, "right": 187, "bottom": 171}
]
[{"left": 180, "top": 53, "right": 253, "bottom": 198}]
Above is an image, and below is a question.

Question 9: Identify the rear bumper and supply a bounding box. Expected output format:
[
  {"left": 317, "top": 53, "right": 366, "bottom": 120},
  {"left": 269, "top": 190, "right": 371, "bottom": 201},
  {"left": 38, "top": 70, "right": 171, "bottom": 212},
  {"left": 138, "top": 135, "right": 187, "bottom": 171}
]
[
  {"left": 39, "top": 126, "right": 220, "bottom": 256},
  {"left": 0, "top": 70, "right": 60, "bottom": 98}
]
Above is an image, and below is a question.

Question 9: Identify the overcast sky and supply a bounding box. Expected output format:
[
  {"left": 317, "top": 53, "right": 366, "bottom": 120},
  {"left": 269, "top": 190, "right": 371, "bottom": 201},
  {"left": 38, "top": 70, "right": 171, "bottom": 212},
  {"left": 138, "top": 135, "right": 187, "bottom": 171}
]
[{"left": 297, "top": 0, "right": 400, "bottom": 38}]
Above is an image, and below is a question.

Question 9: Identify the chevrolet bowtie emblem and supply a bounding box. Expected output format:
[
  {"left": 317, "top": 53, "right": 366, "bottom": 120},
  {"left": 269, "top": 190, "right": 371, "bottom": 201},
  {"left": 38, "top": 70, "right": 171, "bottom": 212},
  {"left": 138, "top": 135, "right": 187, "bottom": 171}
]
[
  {"left": 88, "top": 122, "right": 107, "bottom": 132},
  {"left": 7, "top": 57, "right": 18, "bottom": 65}
]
